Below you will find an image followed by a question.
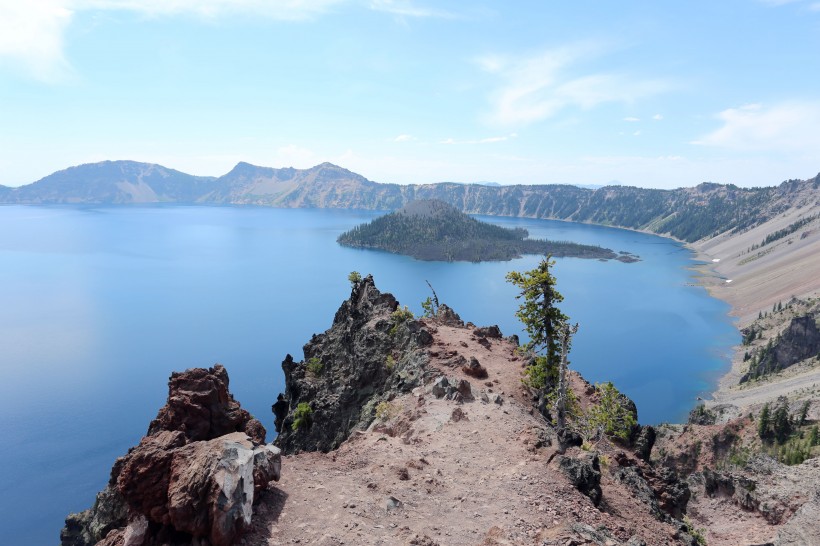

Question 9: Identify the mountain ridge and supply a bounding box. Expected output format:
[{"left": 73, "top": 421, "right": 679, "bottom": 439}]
[{"left": 2, "top": 160, "right": 818, "bottom": 243}]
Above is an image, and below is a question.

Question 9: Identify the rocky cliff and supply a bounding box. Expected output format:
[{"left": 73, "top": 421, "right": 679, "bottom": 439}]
[
  {"left": 274, "top": 274, "right": 432, "bottom": 453},
  {"left": 61, "top": 365, "right": 281, "bottom": 546},
  {"left": 742, "top": 312, "right": 820, "bottom": 382}
]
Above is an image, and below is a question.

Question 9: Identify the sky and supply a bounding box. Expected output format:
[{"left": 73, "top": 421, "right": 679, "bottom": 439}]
[{"left": 1, "top": 1, "right": 820, "bottom": 189}]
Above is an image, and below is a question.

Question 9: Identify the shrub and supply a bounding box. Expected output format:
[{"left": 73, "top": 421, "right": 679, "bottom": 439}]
[
  {"left": 421, "top": 296, "right": 435, "bottom": 318},
  {"left": 522, "top": 355, "right": 557, "bottom": 390},
  {"left": 385, "top": 354, "right": 396, "bottom": 371},
  {"left": 586, "top": 382, "right": 637, "bottom": 441},
  {"left": 306, "top": 357, "right": 323, "bottom": 377},
  {"left": 390, "top": 306, "right": 414, "bottom": 335},
  {"left": 348, "top": 271, "right": 362, "bottom": 287},
  {"left": 683, "top": 517, "right": 707, "bottom": 546},
  {"left": 291, "top": 402, "right": 313, "bottom": 431}
]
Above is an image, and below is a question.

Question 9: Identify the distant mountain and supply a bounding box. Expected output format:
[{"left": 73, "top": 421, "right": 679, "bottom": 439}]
[
  {"left": 337, "top": 199, "right": 629, "bottom": 262},
  {"left": 3, "top": 160, "right": 818, "bottom": 243},
  {"left": 0, "top": 161, "right": 217, "bottom": 204}
]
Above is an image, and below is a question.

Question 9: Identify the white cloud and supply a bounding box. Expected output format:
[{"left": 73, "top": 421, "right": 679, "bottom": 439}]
[
  {"left": 632, "top": 130, "right": 641, "bottom": 136},
  {"left": 0, "top": 0, "right": 74, "bottom": 82},
  {"left": 761, "top": 0, "right": 820, "bottom": 10},
  {"left": 692, "top": 101, "right": 820, "bottom": 154},
  {"left": 439, "top": 133, "right": 518, "bottom": 145},
  {"left": 652, "top": 114, "right": 663, "bottom": 121},
  {"left": 368, "top": 0, "right": 452, "bottom": 18},
  {"left": 623, "top": 117, "right": 640, "bottom": 122},
  {"left": 78, "top": 0, "right": 346, "bottom": 19},
  {"left": 0, "top": 0, "right": 421, "bottom": 81},
  {"left": 392, "top": 134, "right": 417, "bottom": 142},
  {"left": 478, "top": 44, "right": 668, "bottom": 126}
]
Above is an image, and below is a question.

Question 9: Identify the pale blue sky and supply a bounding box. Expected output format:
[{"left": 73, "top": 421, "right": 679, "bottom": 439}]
[{"left": 1, "top": 0, "right": 819, "bottom": 188}]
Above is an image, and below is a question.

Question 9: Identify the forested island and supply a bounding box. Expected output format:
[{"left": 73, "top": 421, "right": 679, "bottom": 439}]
[{"left": 337, "top": 199, "right": 638, "bottom": 262}]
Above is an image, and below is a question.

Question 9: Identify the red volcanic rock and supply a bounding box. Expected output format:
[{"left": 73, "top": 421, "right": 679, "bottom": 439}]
[
  {"left": 62, "top": 365, "right": 281, "bottom": 546},
  {"left": 147, "top": 364, "right": 265, "bottom": 444},
  {"left": 116, "top": 430, "right": 186, "bottom": 525}
]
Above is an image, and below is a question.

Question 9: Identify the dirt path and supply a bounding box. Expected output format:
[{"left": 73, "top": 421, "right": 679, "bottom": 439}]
[{"left": 245, "top": 323, "right": 683, "bottom": 545}]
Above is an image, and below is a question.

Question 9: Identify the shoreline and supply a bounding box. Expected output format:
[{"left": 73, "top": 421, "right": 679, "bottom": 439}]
[{"left": 686, "top": 233, "right": 820, "bottom": 415}]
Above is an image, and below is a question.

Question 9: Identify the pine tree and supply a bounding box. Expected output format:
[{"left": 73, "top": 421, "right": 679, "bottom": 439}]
[
  {"left": 758, "top": 403, "right": 771, "bottom": 439},
  {"left": 506, "top": 255, "right": 568, "bottom": 389},
  {"left": 773, "top": 403, "right": 791, "bottom": 444},
  {"left": 798, "top": 400, "right": 810, "bottom": 426}
]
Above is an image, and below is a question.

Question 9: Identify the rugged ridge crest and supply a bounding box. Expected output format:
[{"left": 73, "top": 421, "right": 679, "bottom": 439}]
[{"left": 274, "top": 274, "right": 432, "bottom": 453}]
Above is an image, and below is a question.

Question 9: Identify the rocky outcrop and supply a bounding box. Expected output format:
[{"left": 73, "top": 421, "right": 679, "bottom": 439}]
[
  {"left": 274, "top": 275, "right": 431, "bottom": 454},
  {"left": 61, "top": 365, "right": 280, "bottom": 546},
  {"left": 559, "top": 452, "right": 602, "bottom": 506},
  {"left": 742, "top": 313, "right": 820, "bottom": 382}
]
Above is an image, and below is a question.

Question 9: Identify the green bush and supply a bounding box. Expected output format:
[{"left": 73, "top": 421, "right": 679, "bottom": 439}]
[
  {"left": 587, "top": 382, "right": 637, "bottom": 441},
  {"left": 385, "top": 354, "right": 396, "bottom": 371},
  {"left": 306, "top": 357, "right": 323, "bottom": 377},
  {"left": 421, "top": 296, "right": 435, "bottom": 318},
  {"left": 390, "top": 306, "right": 414, "bottom": 335},
  {"left": 292, "top": 402, "right": 313, "bottom": 431},
  {"left": 522, "top": 355, "right": 557, "bottom": 390},
  {"left": 348, "top": 271, "right": 362, "bottom": 287}
]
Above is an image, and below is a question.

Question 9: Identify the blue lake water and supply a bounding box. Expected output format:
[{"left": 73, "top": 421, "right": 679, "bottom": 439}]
[{"left": 0, "top": 205, "right": 737, "bottom": 544}]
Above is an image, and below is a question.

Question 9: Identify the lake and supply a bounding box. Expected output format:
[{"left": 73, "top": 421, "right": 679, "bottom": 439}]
[{"left": 0, "top": 205, "right": 737, "bottom": 544}]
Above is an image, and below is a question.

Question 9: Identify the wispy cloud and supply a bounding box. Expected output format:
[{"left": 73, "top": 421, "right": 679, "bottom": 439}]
[
  {"left": 692, "top": 101, "right": 820, "bottom": 154},
  {"left": 477, "top": 43, "right": 669, "bottom": 126},
  {"left": 368, "top": 0, "right": 453, "bottom": 18},
  {"left": 761, "top": 0, "right": 820, "bottom": 10},
  {"left": 78, "top": 0, "right": 346, "bottom": 19},
  {"left": 0, "top": 0, "right": 442, "bottom": 82},
  {"left": 0, "top": 1, "right": 74, "bottom": 82},
  {"left": 391, "top": 134, "right": 417, "bottom": 142},
  {"left": 440, "top": 133, "right": 518, "bottom": 145},
  {"left": 652, "top": 114, "right": 663, "bottom": 121},
  {"left": 623, "top": 117, "right": 640, "bottom": 122}
]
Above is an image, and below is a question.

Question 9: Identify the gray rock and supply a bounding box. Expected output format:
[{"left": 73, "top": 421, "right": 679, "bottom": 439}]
[
  {"left": 472, "top": 325, "right": 502, "bottom": 339},
  {"left": 431, "top": 376, "right": 450, "bottom": 398},
  {"left": 385, "top": 496, "right": 403, "bottom": 511},
  {"left": 275, "top": 275, "right": 429, "bottom": 454},
  {"left": 559, "top": 452, "right": 602, "bottom": 506},
  {"left": 633, "top": 425, "right": 656, "bottom": 461}
]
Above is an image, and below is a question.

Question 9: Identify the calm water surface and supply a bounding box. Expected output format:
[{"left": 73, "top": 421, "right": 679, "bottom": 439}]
[{"left": 0, "top": 205, "right": 737, "bottom": 544}]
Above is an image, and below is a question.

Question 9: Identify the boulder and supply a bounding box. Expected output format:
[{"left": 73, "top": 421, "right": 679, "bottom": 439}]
[
  {"left": 462, "top": 356, "right": 488, "bottom": 379},
  {"left": 472, "top": 325, "right": 502, "bottom": 339}
]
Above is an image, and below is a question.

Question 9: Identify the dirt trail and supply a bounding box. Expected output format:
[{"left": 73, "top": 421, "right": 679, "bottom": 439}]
[{"left": 245, "top": 323, "right": 682, "bottom": 545}]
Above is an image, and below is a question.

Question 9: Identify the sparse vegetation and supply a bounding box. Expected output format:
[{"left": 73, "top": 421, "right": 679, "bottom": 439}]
[
  {"left": 683, "top": 516, "right": 708, "bottom": 546},
  {"left": 375, "top": 400, "right": 400, "bottom": 422},
  {"left": 585, "top": 382, "right": 637, "bottom": 441},
  {"left": 390, "top": 305, "right": 414, "bottom": 335},
  {"left": 306, "top": 357, "right": 323, "bottom": 377},
  {"left": 348, "top": 271, "right": 362, "bottom": 287},
  {"left": 291, "top": 402, "right": 313, "bottom": 431},
  {"left": 385, "top": 354, "right": 396, "bottom": 371}
]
